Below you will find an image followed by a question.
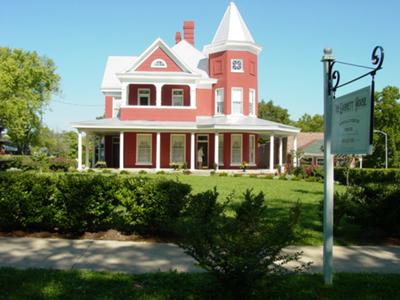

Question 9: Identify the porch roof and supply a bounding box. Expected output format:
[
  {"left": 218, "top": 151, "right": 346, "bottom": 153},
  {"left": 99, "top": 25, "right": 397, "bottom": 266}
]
[{"left": 71, "top": 115, "right": 300, "bottom": 135}]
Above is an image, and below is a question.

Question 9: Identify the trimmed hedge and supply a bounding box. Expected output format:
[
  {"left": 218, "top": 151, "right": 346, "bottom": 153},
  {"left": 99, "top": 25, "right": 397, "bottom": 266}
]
[
  {"left": 332, "top": 183, "right": 400, "bottom": 236},
  {"left": 0, "top": 172, "right": 191, "bottom": 234},
  {"left": 334, "top": 168, "right": 400, "bottom": 185},
  {"left": 0, "top": 155, "right": 75, "bottom": 172}
]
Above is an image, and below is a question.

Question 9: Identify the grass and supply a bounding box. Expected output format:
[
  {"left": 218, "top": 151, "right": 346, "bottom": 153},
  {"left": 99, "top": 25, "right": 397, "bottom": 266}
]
[
  {"left": 0, "top": 267, "right": 399, "bottom": 300},
  {"left": 150, "top": 173, "right": 345, "bottom": 245}
]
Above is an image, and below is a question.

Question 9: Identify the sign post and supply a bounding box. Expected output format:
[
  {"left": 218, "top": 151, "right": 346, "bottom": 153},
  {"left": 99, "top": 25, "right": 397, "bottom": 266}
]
[
  {"left": 322, "top": 48, "right": 335, "bottom": 285},
  {"left": 321, "top": 46, "right": 383, "bottom": 285}
]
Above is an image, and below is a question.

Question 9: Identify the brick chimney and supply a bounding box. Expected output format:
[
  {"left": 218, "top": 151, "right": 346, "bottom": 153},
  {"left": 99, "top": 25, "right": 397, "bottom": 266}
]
[
  {"left": 175, "top": 31, "right": 182, "bottom": 44},
  {"left": 183, "top": 21, "right": 194, "bottom": 46}
]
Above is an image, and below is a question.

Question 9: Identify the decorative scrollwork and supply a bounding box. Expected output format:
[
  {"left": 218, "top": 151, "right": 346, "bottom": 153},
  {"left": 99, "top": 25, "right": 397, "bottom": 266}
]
[
  {"left": 328, "top": 61, "right": 340, "bottom": 95},
  {"left": 371, "top": 46, "right": 384, "bottom": 74}
]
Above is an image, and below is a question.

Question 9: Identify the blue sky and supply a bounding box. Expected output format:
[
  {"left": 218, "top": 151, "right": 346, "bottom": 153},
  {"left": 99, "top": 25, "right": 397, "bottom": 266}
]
[{"left": 1, "top": 0, "right": 399, "bottom": 131}]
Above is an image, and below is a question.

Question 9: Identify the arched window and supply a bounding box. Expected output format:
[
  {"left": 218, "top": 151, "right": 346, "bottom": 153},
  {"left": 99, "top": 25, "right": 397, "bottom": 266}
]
[{"left": 151, "top": 59, "right": 167, "bottom": 68}]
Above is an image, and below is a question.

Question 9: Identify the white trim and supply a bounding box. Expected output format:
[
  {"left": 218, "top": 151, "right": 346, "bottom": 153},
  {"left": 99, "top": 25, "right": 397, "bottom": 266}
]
[
  {"left": 190, "top": 132, "right": 195, "bottom": 170},
  {"left": 125, "top": 38, "right": 195, "bottom": 74},
  {"left": 156, "top": 132, "right": 161, "bottom": 169},
  {"left": 214, "top": 88, "right": 224, "bottom": 115},
  {"left": 170, "top": 134, "right": 186, "bottom": 164},
  {"left": 249, "top": 134, "right": 256, "bottom": 164},
  {"left": 231, "top": 58, "right": 244, "bottom": 73},
  {"left": 214, "top": 133, "right": 219, "bottom": 170},
  {"left": 151, "top": 59, "right": 167, "bottom": 68},
  {"left": 119, "top": 131, "right": 124, "bottom": 170},
  {"left": 77, "top": 131, "right": 82, "bottom": 170},
  {"left": 231, "top": 87, "right": 243, "bottom": 115},
  {"left": 269, "top": 135, "right": 274, "bottom": 172},
  {"left": 249, "top": 88, "right": 256, "bottom": 116},
  {"left": 203, "top": 41, "right": 262, "bottom": 56},
  {"left": 171, "top": 88, "right": 184, "bottom": 106},
  {"left": 137, "top": 88, "right": 151, "bottom": 106},
  {"left": 230, "top": 134, "right": 242, "bottom": 165},
  {"left": 136, "top": 133, "right": 153, "bottom": 165}
]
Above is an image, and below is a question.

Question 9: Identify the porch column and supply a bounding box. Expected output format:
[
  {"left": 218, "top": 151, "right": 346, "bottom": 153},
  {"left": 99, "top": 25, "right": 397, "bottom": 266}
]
[
  {"left": 190, "top": 132, "right": 195, "bottom": 170},
  {"left": 293, "top": 135, "right": 298, "bottom": 167},
  {"left": 77, "top": 131, "right": 83, "bottom": 170},
  {"left": 85, "top": 133, "right": 89, "bottom": 169},
  {"left": 119, "top": 131, "right": 124, "bottom": 170},
  {"left": 269, "top": 135, "right": 275, "bottom": 172},
  {"left": 214, "top": 133, "right": 219, "bottom": 170},
  {"left": 359, "top": 155, "right": 363, "bottom": 169},
  {"left": 156, "top": 132, "right": 161, "bottom": 169},
  {"left": 279, "top": 137, "right": 283, "bottom": 170},
  {"left": 155, "top": 83, "right": 162, "bottom": 107},
  {"left": 189, "top": 83, "right": 196, "bottom": 108},
  {"left": 91, "top": 135, "right": 96, "bottom": 168},
  {"left": 121, "top": 82, "right": 129, "bottom": 105}
]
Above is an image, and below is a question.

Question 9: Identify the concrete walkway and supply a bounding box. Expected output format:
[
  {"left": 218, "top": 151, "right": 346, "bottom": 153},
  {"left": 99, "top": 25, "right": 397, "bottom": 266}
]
[{"left": 0, "top": 237, "right": 399, "bottom": 274}]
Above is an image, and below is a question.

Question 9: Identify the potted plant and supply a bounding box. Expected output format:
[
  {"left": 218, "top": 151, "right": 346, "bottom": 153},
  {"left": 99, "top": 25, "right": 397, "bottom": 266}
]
[{"left": 240, "top": 161, "right": 248, "bottom": 172}]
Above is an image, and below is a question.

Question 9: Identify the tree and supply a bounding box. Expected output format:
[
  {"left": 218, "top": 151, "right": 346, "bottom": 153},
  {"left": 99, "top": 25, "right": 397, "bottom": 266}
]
[
  {"left": 295, "top": 113, "right": 324, "bottom": 132},
  {"left": 0, "top": 47, "right": 60, "bottom": 153},
  {"left": 258, "top": 100, "right": 292, "bottom": 124},
  {"left": 33, "top": 127, "right": 77, "bottom": 158},
  {"left": 365, "top": 86, "right": 400, "bottom": 168}
]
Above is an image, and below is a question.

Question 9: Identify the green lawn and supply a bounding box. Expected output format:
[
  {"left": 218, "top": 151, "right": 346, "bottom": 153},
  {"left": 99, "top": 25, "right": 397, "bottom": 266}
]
[
  {"left": 150, "top": 174, "right": 345, "bottom": 245},
  {"left": 0, "top": 267, "right": 399, "bottom": 300}
]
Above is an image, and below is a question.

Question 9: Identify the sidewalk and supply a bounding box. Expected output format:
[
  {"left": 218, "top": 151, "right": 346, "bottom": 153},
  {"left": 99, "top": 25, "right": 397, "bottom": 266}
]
[{"left": 0, "top": 237, "right": 399, "bottom": 274}]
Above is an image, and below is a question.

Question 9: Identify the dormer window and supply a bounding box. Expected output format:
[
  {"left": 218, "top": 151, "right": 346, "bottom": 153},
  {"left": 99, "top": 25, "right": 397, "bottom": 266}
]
[
  {"left": 151, "top": 59, "right": 167, "bottom": 68},
  {"left": 231, "top": 59, "right": 243, "bottom": 72}
]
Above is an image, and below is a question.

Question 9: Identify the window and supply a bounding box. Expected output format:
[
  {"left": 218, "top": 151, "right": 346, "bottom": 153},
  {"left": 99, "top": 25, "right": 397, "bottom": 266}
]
[
  {"left": 113, "top": 97, "right": 123, "bottom": 118},
  {"left": 151, "top": 59, "right": 167, "bottom": 68},
  {"left": 215, "top": 88, "right": 224, "bottom": 114},
  {"left": 231, "top": 59, "right": 243, "bottom": 72},
  {"left": 138, "top": 89, "right": 150, "bottom": 106},
  {"left": 231, "top": 134, "right": 242, "bottom": 165},
  {"left": 172, "top": 89, "right": 184, "bottom": 106},
  {"left": 218, "top": 134, "right": 224, "bottom": 166},
  {"left": 231, "top": 88, "right": 243, "bottom": 114},
  {"left": 249, "top": 89, "right": 256, "bottom": 115},
  {"left": 249, "top": 135, "right": 256, "bottom": 164},
  {"left": 136, "top": 134, "right": 152, "bottom": 164},
  {"left": 170, "top": 134, "right": 186, "bottom": 164}
]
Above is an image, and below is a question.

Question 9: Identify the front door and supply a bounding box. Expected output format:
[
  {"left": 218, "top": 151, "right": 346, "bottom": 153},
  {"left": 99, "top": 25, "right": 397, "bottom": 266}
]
[
  {"left": 111, "top": 136, "right": 120, "bottom": 168},
  {"left": 197, "top": 134, "right": 209, "bottom": 169}
]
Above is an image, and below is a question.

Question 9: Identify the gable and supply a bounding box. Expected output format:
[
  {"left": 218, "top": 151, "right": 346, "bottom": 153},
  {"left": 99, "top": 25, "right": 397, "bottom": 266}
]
[{"left": 135, "top": 47, "right": 184, "bottom": 72}]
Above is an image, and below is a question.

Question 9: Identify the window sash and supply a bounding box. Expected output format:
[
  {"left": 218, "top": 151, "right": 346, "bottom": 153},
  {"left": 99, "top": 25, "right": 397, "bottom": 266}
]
[
  {"left": 137, "top": 134, "right": 152, "bottom": 164},
  {"left": 218, "top": 134, "right": 224, "bottom": 165},
  {"left": 172, "top": 89, "right": 184, "bottom": 106},
  {"left": 231, "top": 134, "right": 242, "bottom": 164},
  {"left": 171, "top": 135, "right": 185, "bottom": 163},
  {"left": 232, "top": 88, "right": 243, "bottom": 114},
  {"left": 249, "top": 135, "right": 255, "bottom": 164},
  {"left": 249, "top": 89, "right": 255, "bottom": 115},
  {"left": 138, "top": 89, "right": 150, "bottom": 106},
  {"left": 216, "top": 89, "right": 224, "bottom": 114}
]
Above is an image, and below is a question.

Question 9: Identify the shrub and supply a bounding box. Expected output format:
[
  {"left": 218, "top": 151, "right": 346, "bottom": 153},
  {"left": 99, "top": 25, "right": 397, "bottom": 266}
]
[
  {"left": 138, "top": 170, "right": 147, "bottom": 175},
  {"left": 249, "top": 174, "right": 257, "bottom": 178},
  {"left": 0, "top": 172, "right": 191, "bottom": 235},
  {"left": 233, "top": 173, "right": 242, "bottom": 177},
  {"left": 102, "top": 169, "right": 112, "bottom": 174},
  {"left": 218, "top": 172, "right": 228, "bottom": 177},
  {"left": 210, "top": 171, "right": 216, "bottom": 176},
  {"left": 334, "top": 168, "right": 400, "bottom": 185},
  {"left": 176, "top": 189, "right": 306, "bottom": 299},
  {"left": 322, "top": 183, "right": 400, "bottom": 236},
  {"left": 119, "top": 170, "right": 129, "bottom": 175},
  {"left": 95, "top": 161, "right": 107, "bottom": 168},
  {"left": 49, "top": 157, "right": 74, "bottom": 172},
  {"left": 182, "top": 170, "right": 191, "bottom": 175},
  {"left": 156, "top": 170, "right": 166, "bottom": 175}
]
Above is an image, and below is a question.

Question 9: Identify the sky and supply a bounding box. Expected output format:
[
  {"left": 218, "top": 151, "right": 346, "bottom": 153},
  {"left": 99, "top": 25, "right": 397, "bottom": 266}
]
[{"left": 1, "top": 0, "right": 399, "bottom": 132}]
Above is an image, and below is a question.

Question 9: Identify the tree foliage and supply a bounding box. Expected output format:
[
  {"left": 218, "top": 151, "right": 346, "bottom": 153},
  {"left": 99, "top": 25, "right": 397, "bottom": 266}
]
[
  {"left": 365, "top": 86, "right": 400, "bottom": 168},
  {"left": 0, "top": 47, "right": 60, "bottom": 153},
  {"left": 33, "top": 127, "right": 77, "bottom": 159},
  {"left": 295, "top": 113, "right": 324, "bottom": 132},
  {"left": 258, "top": 100, "right": 292, "bottom": 124}
]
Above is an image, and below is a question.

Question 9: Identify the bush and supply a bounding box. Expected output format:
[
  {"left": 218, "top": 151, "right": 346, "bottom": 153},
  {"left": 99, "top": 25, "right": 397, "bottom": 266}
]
[
  {"left": 49, "top": 157, "right": 74, "bottom": 172},
  {"left": 182, "top": 170, "right": 191, "bottom": 175},
  {"left": 218, "top": 172, "right": 228, "bottom": 177},
  {"left": 119, "top": 170, "right": 129, "bottom": 175},
  {"left": 176, "top": 189, "right": 306, "bottom": 299},
  {"left": 0, "top": 172, "right": 191, "bottom": 235},
  {"left": 95, "top": 161, "right": 107, "bottom": 168},
  {"left": 334, "top": 168, "right": 400, "bottom": 185},
  {"left": 323, "top": 183, "right": 400, "bottom": 236}
]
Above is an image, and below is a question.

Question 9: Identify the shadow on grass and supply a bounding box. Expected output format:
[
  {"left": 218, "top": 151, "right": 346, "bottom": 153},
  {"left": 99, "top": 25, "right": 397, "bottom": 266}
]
[{"left": 1, "top": 268, "right": 400, "bottom": 300}]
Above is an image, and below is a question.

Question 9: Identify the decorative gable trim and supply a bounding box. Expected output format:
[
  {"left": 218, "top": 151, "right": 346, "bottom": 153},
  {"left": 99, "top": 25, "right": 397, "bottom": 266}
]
[{"left": 126, "top": 38, "right": 195, "bottom": 74}]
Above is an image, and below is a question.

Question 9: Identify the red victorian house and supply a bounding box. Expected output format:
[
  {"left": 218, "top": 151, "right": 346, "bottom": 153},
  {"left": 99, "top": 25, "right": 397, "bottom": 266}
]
[{"left": 72, "top": 2, "right": 300, "bottom": 172}]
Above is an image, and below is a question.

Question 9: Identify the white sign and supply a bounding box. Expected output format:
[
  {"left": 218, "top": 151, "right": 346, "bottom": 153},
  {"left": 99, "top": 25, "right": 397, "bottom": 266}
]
[{"left": 331, "top": 86, "right": 373, "bottom": 155}]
